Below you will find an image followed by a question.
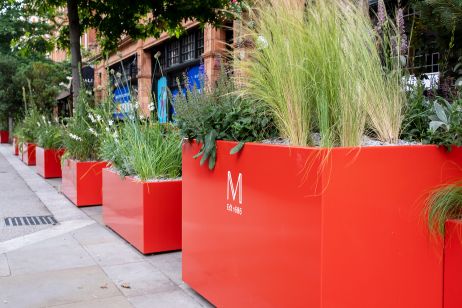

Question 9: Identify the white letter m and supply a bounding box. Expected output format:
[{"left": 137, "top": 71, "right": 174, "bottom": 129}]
[{"left": 227, "top": 171, "right": 243, "bottom": 205}]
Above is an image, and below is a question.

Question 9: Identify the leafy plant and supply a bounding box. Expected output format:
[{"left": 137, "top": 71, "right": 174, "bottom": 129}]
[
  {"left": 174, "top": 70, "right": 277, "bottom": 169},
  {"left": 426, "top": 97, "right": 462, "bottom": 149},
  {"left": 401, "top": 81, "right": 432, "bottom": 141},
  {"left": 16, "top": 106, "right": 41, "bottom": 144},
  {"left": 427, "top": 182, "right": 462, "bottom": 236},
  {"left": 62, "top": 91, "right": 103, "bottom": 161},
  {"left": 36, "top": 117, "right": 63, "bottom": 149},
  {"left": 99, "top": 102, "right": 182, "bottom": 181}
]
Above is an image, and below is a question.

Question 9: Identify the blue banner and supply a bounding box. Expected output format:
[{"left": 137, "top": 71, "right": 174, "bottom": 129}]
[
  {"left": 157, "top": 77, "right": 168, "bottom": 123},
  {"left": 113, "top": 86, "right": 131, "bottom": 119}
]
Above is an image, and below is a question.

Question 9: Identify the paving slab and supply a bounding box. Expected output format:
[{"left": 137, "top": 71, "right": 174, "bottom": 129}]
[
  {"left": 0, "top": 266, "right": 121, "bottom": 308},
  {"left": 0, "top": 253, "right": 10, "bottom": 277},
  {"left": 6, "top": 234, "right": 96, "bottom": 276},
  {"left": 128, "top": 288, "right": 206, "bottom": 308},
  {"left": 71, "top": 223, "right": 121, "bottom": 246},
  {"left": 102, "top": 261, "right": 177, "bottom": 297},
  {"left": 50, "top": 296, "right": 133, "bottom": 308},
  {"left": 83, "top": 241, "right": 144, "bottom": 266}
]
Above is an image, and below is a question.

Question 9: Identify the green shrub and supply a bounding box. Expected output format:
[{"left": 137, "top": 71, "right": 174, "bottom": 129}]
[
  {"left": 16, "top": 107, "right": 41, "bottom": 144},
  {"left": 174, "top": 71, "right": 277, "bottom": 169},
  {"left": 100, "top": 104, "right": 182, "bottom": 181},
  {"left": 426, "top": 97, "right": 462, "bottom": 149},
  {"left": 62, "top": 91, "right": 103, "bottom": 161},
  {"left": 36, "top": 117, "right": 63, "bottom": 149}
]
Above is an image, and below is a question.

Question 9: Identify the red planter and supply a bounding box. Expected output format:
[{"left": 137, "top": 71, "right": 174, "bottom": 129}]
[
  {"left": 21, "top": 143, "right": 36, "bottom": 166},
  {"left": 102, "top": 168, "right": 182, "bottom": 254},
  {"left": 61, "top": 159, "right": 107, "bottom": 207},
  {"left": 36, "top": 147, "right": 65, "bottom": 179},
  {"left": 12, "top": 137, "right": 19, "bottom": 156},
  {"left": 0, "top": 130, "right": 8, "bottom": 143},
  {"left": 182, "top": 140, "right": 462, "bottom": 308}
]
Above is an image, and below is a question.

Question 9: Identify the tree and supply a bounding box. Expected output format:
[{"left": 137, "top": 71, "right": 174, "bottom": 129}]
[
  {"left": 28, "top": 0, "right": 237, "bottom": 101},
  {"left": 0, "top": 0, "right": 54, "bottom": 58},
  {"left": 13, "top": 60, "right": 71, "bottom": 114}
]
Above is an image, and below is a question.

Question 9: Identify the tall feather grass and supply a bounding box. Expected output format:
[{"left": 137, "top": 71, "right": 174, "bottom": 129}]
[
  {"left": 427, "top": 183, "right": 462, "bottom": 236},
  {"left": 236, "top": 0, "right": 405, "bottom": 147}
]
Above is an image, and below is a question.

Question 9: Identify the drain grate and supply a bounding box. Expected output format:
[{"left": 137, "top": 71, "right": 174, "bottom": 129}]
[{"left": 4, "top": 215, "right": 57, "bottom": 226}]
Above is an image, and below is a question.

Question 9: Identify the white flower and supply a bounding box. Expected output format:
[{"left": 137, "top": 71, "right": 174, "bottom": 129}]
[
  {"left": 85, "top": 90, "right": 92, "bottom": 95},
  {"left": 256, "top": 35, "right": 269, "bottom": 50},
  {"left": 37, "top": 122, "right": 41, "bottom": 127},
  {"left": 114, "top": 82, "right": 119, "bottom": 87},
  {"left": 110, "top": 69, "right": 115, "bottom": 75},
  {"left": 88, "top": 128, "right": 98, "bottom": 136},
  {"left": 108, "top": 120, "right": 114, "bottom": 126},
  {"left": 113, "top": 131, "right": 118, "bottom": 138},
  {"left": 96, "top": 114, "right": 102, "bottom": 122},
  {"left": 42, "top": 115, "right": 46, "bottom": 121},
  {"left": 66, "top": 76, "right": 72, "bottom": 81},
  {"left": 69, "top": 133, "right": 82, "bottom": 141},
  {"left": 148, "top": 102, "right": 155, "bottom": 111},
  {"left": 88, "top": 114, "right": 96, "bottom": 123},
  {"left": 139, "top": 114, "right": 145, "bottom": 120},
  {"left": 133, "top": 101, "right": 139, "bottom": 110},
  {"left": 105, "top": 127, "right": 110, "bottom": 132},
  {"left": 116, "top": 72, "right": 122, "bottom": 78}
]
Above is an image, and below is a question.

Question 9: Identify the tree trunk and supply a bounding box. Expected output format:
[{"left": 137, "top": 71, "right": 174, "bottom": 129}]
[{"left": 66, "top": 0, "right": 82, "bottom": 105}]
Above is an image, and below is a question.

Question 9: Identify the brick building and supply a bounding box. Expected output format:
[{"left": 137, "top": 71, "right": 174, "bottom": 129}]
[{"left": 92, "top": 22, "right": 231, "bottom": 119}]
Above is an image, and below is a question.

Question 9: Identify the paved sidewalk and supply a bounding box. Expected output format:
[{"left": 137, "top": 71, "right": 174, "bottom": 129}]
[{"left": 0, "top": 144, "right": 212, "bottom": 308}]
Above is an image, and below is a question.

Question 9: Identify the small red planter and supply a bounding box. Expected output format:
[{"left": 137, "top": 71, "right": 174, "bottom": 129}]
[
  {"left": 36, "top": 147, "right": 65, "bottom": 178},
  {"left": 182, "top": 140, "right": 462, "bottom": 308},
  {"left": 0, "top": 130, "right": 8, "bottom": 143},
  {"left": 61, "top": 159, "right": 107, "bottom": 207},
  {"left": 12, "top": 137, "right": 19, "bottom": 156},
  {"left": 103, "top": 168, "right": 182, "bottom": 254},
  {"left": 21, "top": 143, "right": 36, "bottom": 166},
  {"left": 444, "top": 220, "right": 462, "bottom": 308}
]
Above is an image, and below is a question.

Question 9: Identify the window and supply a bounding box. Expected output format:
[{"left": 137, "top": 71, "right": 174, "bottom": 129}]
[
  {"left": 197, "top": 30, "right": 204, "bottom": 56},
  {"left": 182, "top": 33, "right": 196, "bottom": 62},
  {"left": 155, "top": 28, "right": 204, "bottom": 71},
  {"left": 167, "top": 41, "right": 180, "bottom": 67}
]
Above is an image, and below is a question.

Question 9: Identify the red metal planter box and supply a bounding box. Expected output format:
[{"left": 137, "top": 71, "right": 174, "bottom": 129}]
[
  {"left": 61, "top": 159, "right": 107, "bottom": 207},
  {"left": 0, "top": 130, "right": 8, "bottom": 143},
  {"left": 21, "top": 143, "right": 36, "bottom": 166},
  {"left": 35, "top": 147, "right": 65, "bottom": 179},
  {"left": 102, "top": 168, "right": 182, "bottom": 254},
  {"left": 12, "top": 137, "right": 19, "bottom": 155},
  {"left": 182, "top": 140, "right": 462, "bottom": 308}
]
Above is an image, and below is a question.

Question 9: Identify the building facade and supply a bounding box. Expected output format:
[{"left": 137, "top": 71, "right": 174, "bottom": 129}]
[{"left": 93, "top": 22, "right": 230, "bottom": 119}]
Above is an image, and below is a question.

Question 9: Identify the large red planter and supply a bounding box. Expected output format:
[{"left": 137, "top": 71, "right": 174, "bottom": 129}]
[
  {"left": 102, "top": 168, "right": 182, "bottom": 254},
  {"left": 61, "top": 159, "right": 107, "bottom": 207},
  {"left": 0, "top": 130, "right": 8, "bottom": 143},
  {"left": 12, "top": 137, "right": 19, "bottom": 155},
  {"left": 21, "top": 143, "right": 36, "bottom": 166},
  {"left": 182, "top": 140, "right": 462, "bottom": 308},
  {"left": 36, "top": 147, "right": 65, "bottom": 179}
]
